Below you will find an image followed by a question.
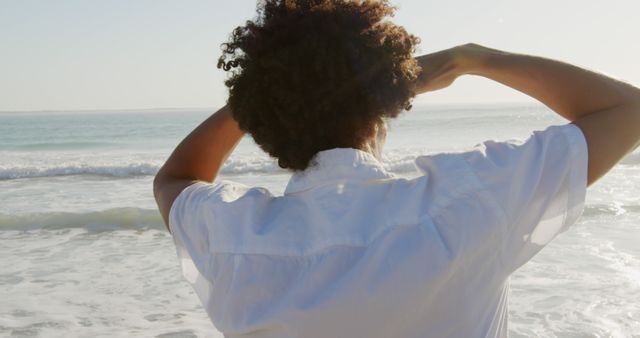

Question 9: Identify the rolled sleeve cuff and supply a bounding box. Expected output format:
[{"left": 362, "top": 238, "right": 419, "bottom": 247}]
[{"left": 561, "top": 123, "right": 589, "bottom": 228}]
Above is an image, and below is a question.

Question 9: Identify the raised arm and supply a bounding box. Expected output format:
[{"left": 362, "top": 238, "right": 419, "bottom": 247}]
[
  {"left": 414, "top": 43, "right": 640, "bottom": 186},
  {"left": 153, "top": 105, "right": 245, "bottom": 230}
]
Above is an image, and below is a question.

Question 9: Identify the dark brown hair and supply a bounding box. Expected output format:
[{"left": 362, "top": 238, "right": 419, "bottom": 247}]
[{"left": 218, "top": 0, "right": 421, "bottom": 171}]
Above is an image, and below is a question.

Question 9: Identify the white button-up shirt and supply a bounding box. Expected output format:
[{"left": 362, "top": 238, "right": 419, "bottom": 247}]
[{"left": 169, "top": 124, "right": 588, "bottom": 338}]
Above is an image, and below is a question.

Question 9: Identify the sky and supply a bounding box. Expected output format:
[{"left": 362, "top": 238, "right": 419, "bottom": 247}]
[{"left": 0, "top": 0, "right": 638, "bottom": 111}]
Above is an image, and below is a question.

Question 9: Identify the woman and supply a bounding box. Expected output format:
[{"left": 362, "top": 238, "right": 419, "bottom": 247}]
[{"left": 154, "top": 1, "right": 640, "bottom": 337}]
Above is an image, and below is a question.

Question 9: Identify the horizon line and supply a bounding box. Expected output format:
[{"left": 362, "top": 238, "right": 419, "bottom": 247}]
[{"left": 0, "top": 101, "right": 542, "bottom": 114}]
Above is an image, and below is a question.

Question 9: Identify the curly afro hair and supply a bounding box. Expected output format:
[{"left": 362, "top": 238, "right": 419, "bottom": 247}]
[{"left": 218, "top": 0, "right": 421, "bottom": 171}]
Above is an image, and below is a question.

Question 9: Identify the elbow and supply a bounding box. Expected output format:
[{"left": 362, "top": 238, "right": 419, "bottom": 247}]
[
  {"left": 620, "top": 81, "right": 640, "bottom": 111},
  {"left": 633, "top": 100, "right": 640, "bottom": 151},
  {"left": 152, "top": 169, "right": 167, "bottom": 202}
]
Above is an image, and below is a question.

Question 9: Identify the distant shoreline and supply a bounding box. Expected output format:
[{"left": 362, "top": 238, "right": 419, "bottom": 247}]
[
  {"left": 0, "top": 101, "right": 542, "bottom": 115},
  {"left": 0, "top": 107, "right": 215, "bottom": 114}
]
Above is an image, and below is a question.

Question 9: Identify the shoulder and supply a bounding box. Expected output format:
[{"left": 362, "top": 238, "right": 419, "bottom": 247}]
[
  {"left": 168, "top": 179, "right": 275, "bottom": 232},
  {"left": 415, "top": 124, "right": 586, "bottom": 181},
  {"left": 410, "top": 123, "right": 587, "bottom": 223},
  {"left": 174, "top": 179, "right": 273, "bottom": 204}
]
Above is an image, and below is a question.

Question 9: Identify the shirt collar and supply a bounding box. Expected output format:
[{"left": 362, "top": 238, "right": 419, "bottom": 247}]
[{"left": 284, "top": 148, "right": 395, "bottom": 195}]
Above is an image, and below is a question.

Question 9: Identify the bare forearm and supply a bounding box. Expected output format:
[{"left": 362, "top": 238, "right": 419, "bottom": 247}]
[
  {"left": 465, "top": 45, "right": 640, "bottom": 121},
  {"left": 456, "top": 44, "right": 640, "bottom": 185},
  {"left": 157, "top": 105, "right": 245, "bottom": 183},
  {"left": 414, "top": 43, "right": 640, "bottom": 186}
]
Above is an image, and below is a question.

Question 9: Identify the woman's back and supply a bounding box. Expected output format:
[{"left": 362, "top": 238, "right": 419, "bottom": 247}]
[{"left": 169, "top": 125, "right": 587, "bottom": 337}]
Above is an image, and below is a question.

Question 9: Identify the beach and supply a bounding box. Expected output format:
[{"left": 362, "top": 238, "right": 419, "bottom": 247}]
[{"left": 1, "top": 104, "right": 639, "bottom": 337}]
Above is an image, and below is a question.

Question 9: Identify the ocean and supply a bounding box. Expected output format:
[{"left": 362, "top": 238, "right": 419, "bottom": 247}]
[{"left": 1, "top": 104, "right": 639, "bottom": 337}]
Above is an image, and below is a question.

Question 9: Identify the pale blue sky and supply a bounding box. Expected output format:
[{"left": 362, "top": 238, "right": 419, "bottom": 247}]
[{"left": 1, "top": 0, "right": 638, "bottom": 111}]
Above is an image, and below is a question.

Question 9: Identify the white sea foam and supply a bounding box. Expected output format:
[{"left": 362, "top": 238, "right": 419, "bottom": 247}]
[
  {"left": 0, "top": 163, "right": 159, "bottom": 180},
  {"left": 0, "top": 229, "right": 222, "bottom": 337},
  {"left": 0, "top": 150, "right": 432, "bottom": 180},
  {"left": 2, "top": 144, "right": 638, "bottom": 181}
]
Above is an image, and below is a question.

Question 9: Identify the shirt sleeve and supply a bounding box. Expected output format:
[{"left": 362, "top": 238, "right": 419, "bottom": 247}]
[
  {"left": 168, "top": 180, "right": 242, "bottom": 293},
  {"left": 460, "top": 124, "right": 589, "bottom": 274}
]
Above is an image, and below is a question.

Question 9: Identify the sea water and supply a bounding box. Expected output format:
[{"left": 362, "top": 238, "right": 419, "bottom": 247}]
[{"left": 1, "top": 104, "right": 639, "bottom": 337}]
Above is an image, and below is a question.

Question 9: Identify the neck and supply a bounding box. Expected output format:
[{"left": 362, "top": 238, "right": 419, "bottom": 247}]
[{"left": 359, "top": 141, "right": 382, "bottom": 161}]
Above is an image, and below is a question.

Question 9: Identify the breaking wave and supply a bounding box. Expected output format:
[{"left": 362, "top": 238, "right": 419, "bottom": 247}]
[
  {"left": 0, "top": 208, "right": 164, "bottom": 231},
  {"left": 2, "top": 203, "right": 639, "bottom": 232},
  {"left": 0, "top": 152, "right": 427, "bottom": 180}
]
